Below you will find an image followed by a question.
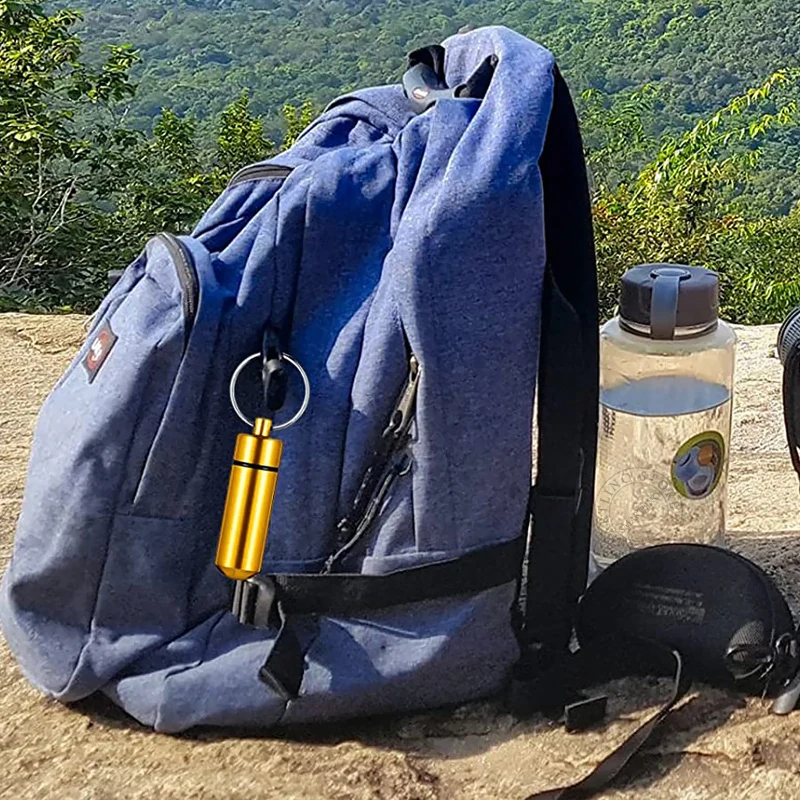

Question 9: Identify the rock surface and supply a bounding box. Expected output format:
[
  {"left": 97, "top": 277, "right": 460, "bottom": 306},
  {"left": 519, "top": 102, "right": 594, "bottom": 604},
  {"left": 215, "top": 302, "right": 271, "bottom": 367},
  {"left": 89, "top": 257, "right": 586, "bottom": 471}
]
[{"left": 1, "top": 314, "right": 800, "bottom": 800}]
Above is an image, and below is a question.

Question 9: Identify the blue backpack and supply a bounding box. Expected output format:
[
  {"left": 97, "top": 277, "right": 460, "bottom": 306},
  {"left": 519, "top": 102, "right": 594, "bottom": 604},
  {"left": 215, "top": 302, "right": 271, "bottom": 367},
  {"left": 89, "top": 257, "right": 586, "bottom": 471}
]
[{"left": 0, "top": 27, "right": 598, "bottom": 735}]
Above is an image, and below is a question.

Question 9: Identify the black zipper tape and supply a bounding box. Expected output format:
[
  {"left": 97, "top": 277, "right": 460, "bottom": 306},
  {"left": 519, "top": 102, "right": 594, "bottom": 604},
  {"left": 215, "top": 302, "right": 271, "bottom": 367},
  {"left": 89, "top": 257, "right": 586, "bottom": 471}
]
[
  {"left": 227, "top": 164, "right": 294, "bottom": 189},
  {"left": 158, "top": 233, "right": 199, "bottom": 334}
]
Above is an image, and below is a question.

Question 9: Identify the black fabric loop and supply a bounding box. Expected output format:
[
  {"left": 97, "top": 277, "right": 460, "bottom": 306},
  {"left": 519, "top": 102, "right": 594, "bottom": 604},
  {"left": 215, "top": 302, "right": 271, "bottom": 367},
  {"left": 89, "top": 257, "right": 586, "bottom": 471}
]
[
  {"left": 405, "top": 45, "right": 447, "bottom": 83},
  {"left": 457, "top": 54, "right": 498, "bottom": 100},
  {"left": 262, "top": 327, "right": 288, "bottom": 415}
]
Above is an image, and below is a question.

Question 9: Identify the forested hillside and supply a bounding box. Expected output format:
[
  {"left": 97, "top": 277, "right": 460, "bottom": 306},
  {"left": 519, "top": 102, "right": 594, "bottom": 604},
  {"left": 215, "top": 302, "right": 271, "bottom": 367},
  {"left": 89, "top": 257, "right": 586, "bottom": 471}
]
[
  {"left": 73, "top": 7, "right": 800, "bottom": 145},
  {"left": 71, "top": 0, "right": 800, "bottom": 211},
  {"left": 73, "top": 0, "right": 794, "bottom": 127},
  {"left": 5, "top": 0, "right": 800, "bottom": 319}
]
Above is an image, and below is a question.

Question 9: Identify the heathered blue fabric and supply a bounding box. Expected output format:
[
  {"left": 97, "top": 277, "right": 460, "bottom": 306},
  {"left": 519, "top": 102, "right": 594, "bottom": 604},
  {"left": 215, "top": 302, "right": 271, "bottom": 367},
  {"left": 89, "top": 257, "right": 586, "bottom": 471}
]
[{"left": 0, "top": 27, "right": 554, "bottom": 731}]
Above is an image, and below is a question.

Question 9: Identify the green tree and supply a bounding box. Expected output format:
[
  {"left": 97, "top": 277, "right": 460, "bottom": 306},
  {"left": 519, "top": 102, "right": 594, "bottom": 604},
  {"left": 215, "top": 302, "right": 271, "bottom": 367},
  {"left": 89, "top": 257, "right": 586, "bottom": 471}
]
[
  {"left": 282, "top": 100, "right": 316, "bottom": 149},
  {"left": 0, "top": 0, "right": 139, "bottom": 310},
  {"left": 9, "top": 0, "right": 800, "bottom": 329},
  {"left": 216, "top": 90, "right": 276, "bottom": 175},
  {"left": 0, "top": 1, "right": 314, "bottom": 312},
  {"left": 117, "top": 108, "right": 216, "bottom": 240},
  {"left": 580, "top": 85, "right": 658, "bottom": 195},
  {"left": 593, "top": 71, "right": 800, "bottom": 321}
]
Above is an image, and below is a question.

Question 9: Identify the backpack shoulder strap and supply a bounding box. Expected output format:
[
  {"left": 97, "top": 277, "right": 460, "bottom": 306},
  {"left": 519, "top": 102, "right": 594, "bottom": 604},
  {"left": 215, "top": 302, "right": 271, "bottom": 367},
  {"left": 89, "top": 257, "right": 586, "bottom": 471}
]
[{"left": 521, "top": 65, "right": 599, "bottom": 654}]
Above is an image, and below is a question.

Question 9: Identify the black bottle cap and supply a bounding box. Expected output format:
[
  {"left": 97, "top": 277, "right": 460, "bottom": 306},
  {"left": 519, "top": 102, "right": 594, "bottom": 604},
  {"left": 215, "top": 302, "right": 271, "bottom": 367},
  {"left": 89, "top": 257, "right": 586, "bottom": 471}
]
[{"left": 619, "top": 264, "right": 720, "bottom": 339}]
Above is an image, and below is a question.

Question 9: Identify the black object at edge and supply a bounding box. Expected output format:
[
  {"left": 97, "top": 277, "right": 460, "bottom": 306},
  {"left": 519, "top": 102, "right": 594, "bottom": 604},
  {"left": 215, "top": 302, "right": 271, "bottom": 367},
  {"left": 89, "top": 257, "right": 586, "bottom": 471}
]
[{"left": 783, "top": 344, "right": 800, "bottom": 477}]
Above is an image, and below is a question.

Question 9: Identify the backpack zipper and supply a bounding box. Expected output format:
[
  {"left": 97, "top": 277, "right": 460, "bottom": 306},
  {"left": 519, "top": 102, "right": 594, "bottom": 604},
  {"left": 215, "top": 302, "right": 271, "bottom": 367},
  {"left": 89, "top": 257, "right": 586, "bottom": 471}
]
[
  {"left": 158, "top": 233, "right": 199, "bottom": 331},
  {"left": 227, "top": 164, "right": 294, "bottom": 189},
  {"left": 324, "top": 451, "right": 412, "bottom": 573},
  {"left": 324, "top": 355, "right": 421, "bottom": 573}
]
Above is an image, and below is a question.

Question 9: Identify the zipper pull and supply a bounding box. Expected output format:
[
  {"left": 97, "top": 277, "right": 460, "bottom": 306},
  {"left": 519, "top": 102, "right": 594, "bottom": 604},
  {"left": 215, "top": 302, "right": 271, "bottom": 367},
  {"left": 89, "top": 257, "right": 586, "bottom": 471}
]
[
  {"left": 335, "top": 355, "right": 421, "bottom": 544},
  {"left": 358, "top": 452, "right": 412, "bottom": 531},
  {"left": 383, "top": 355, "right": 420, "bottom": 442},
  {"left": 324, "top": 451, "right": 413, "bottom": 574}
]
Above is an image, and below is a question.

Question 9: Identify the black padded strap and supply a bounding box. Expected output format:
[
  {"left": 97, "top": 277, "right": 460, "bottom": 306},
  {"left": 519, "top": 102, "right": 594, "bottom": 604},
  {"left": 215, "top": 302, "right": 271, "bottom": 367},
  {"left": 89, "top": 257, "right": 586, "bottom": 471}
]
[
  {"left": 523, "top": 65, "right": 599, "bottom": 652},
  {"left": 518, "top": 637, "right": 691, "bottom": 800}
]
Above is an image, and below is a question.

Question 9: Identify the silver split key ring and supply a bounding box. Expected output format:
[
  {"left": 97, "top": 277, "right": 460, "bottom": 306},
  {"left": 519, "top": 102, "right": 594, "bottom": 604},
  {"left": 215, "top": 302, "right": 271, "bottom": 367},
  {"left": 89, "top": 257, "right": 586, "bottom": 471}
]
[{"left": 229, "top": 352, "right": 311, "bottom": 431}]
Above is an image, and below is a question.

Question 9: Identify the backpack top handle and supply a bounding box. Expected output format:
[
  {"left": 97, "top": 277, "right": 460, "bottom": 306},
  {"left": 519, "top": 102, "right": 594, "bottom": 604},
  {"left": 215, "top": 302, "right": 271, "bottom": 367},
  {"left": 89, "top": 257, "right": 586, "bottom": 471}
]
[{"left": 402, "top": 42, "right": 497, "bottom": 114}]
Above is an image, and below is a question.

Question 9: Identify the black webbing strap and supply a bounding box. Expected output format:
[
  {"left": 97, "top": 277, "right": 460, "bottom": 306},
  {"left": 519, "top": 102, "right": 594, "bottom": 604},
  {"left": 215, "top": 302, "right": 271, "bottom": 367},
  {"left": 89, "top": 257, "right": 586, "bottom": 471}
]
[
  {"left": 519, "top": 637, "right": 691, "bottom": 800},
  {"left": 272, "top": 535, "right": 523, "bottom": 616},
  {"left": 231, "top": 576, "right": 307, "bottom": 699},
  {"left": 522, "top": 65, "right": 599, "bottom": 653},
  {"left": 234, "top": 536, "right": 525, "bottom": 698}
]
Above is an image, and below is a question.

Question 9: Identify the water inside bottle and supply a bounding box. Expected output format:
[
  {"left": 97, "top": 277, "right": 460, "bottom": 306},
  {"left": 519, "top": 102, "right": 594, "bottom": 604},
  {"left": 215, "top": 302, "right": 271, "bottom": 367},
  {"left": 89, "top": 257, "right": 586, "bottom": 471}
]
[{"left": 592, "top": 375, "right": 732, "bottom": 568}]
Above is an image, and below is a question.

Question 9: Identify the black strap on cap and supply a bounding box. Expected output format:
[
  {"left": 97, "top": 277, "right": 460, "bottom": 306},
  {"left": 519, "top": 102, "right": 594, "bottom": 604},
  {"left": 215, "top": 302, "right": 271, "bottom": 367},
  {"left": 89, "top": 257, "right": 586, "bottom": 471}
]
[
  {"left": 519, "top": 637, "right": 691, "bottom": 800},
  {"left": 233, "top": 537, "right": 525, "bottom": 697},
  {"left": 522, "top": 65, "right": 599, "bottom": 655}
]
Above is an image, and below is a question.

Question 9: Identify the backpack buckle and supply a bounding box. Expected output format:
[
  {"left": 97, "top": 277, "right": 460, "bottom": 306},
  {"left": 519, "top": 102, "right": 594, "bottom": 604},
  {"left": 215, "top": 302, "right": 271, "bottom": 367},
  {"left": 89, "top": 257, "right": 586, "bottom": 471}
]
[{"left": 231, "top": 575, "right": 279, "bottom": 629}]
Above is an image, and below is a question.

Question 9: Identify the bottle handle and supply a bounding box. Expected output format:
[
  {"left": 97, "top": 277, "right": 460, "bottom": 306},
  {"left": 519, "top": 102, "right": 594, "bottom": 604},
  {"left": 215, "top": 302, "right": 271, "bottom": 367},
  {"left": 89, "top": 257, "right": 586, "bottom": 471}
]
[{"left": 650, "top": 267, "right": 690, "bottom": 340}]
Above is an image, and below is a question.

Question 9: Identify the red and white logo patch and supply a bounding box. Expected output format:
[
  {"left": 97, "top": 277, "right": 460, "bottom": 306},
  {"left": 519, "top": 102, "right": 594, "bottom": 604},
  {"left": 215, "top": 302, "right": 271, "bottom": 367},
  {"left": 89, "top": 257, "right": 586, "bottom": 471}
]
[{"left": 83, "top": 320, "right": 118, "bottom": 383}]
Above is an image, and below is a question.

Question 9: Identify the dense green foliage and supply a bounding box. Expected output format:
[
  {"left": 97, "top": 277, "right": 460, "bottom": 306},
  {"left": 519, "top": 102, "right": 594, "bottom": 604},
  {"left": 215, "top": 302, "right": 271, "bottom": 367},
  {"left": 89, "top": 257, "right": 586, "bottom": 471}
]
[
  {"left": 0, "top": 0, "right": 313, "bottom": 311},
  {"left": 4, "top": 0, "right": 800, "bottom": 325},
  {"left": 71, "top": 0, "right": 800, "bottom": 210},
  {"left": 591, "top": 73, "right": 800, "bottom": 323}
]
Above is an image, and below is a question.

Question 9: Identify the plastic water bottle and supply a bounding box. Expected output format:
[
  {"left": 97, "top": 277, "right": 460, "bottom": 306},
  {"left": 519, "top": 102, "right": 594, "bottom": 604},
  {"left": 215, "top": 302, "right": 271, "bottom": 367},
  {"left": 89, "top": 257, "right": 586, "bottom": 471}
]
[{"left": 590, "top": 265, "right": 736, "bottom": 571}]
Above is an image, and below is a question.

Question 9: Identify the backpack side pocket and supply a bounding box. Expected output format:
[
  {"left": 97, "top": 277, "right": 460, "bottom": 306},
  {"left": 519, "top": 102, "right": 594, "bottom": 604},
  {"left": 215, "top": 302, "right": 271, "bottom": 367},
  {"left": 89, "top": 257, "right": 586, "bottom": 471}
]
[{"left": 0, "top": 234, "right": 226, "bottom": 700}]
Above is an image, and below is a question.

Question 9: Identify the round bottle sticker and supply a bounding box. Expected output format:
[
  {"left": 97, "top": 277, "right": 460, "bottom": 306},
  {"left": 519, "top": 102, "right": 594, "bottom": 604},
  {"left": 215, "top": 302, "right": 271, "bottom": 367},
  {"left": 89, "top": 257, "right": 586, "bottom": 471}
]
[{"left": 671, "top": 431, "right": 725, "bottom": 500}]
